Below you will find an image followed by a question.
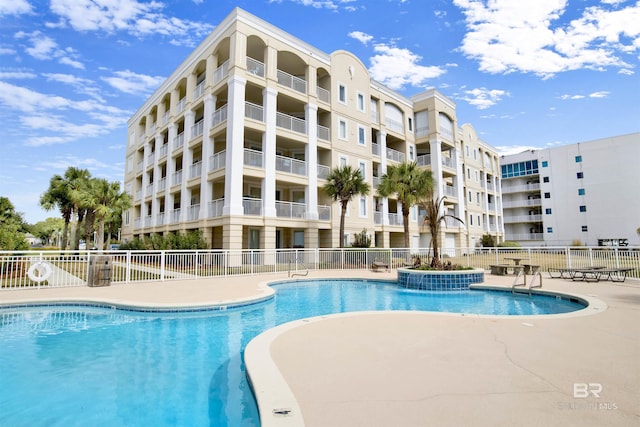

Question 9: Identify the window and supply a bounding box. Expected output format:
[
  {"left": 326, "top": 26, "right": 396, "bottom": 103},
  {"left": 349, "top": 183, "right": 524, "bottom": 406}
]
[
  {"left": 339, "top": 119, "right": 347, "bottom": 140},
  {"left": 475, "top": 170, "right": 479, "bottom": 182},
  {"left": 579, "top": 205, "right": 587, "bottom": 212},
  {"left": 467, "top": 168, "right": 471, "bottom": 179},
  {"left": 542, "top": 161, "right": 548, "bottom": 167},
  {"left": 408, "top": 145, "right": 415, "bottom": 161},
  {"left": 408, "top": 117, "right": 413, "bottom": 132},
  {"left": 357, "top": 125, "right": 366, "bottom": 145},
  {"left": 343, "top": 233, "right": 350, "bottom": 247},
  {"left": 575, "top": 155, "right": 582, "bottom": 162},
  {"left": 359, "top": 196, "right": 367, "bottom": 217},
  {"left": 468, "top": 191, "right": 472, "bottom": 202},
  {"left": 470, "top": 215, "right": 473, "bottom": 226},
  {"left": 476, "top": 192, "right": 480, "bottom": 204},
  {"left": 582, "top": 225, "right": 588, "bottom": 232},
  {"left": 543, "top": 176, "right": 549, "bottom": 183},
  {"left": 544, "top": 192, "right": 551, "bottom": 199},
  {"left": 500, "top": 160, "right": 539, "bottom": 178},
  {"left": 477, "top": 215, "right": 481, "bottom": 226},
  {"left": 578, "top": 188, "right": 585, "bottom": 196},
  {"left": 338, "top": 83, "right": 346, "bottom": 103},
  {"left": 577, "top": 172, "right": 584, "bottom": 179},
  {"left": 356, "top": 92, "right": 364, "bottom": 111},
  {"left": 545, "top": 208, "right": 552, "bottom": 214},
  {"left": 547, "top": 227, "right": 553, "bottom": 233},
  {"left": 466, "top": 146, "right": 470, "bottom": 156},
  {"left": 339, "top": 156, "right": 347, "bottom": 168},
  {"left": 358, "top": 160, "right": 366, "bottom": 179}
]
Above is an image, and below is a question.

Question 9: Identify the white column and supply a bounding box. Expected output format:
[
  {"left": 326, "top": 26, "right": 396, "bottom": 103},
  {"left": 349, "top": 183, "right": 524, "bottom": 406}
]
[
  {"left": 223, "top": 75, "right": 246, "bottom": 216},
  {"left": 180, "top": 110, "right": 194, "bottom": 222},
  {"left": 263, "top": 87, "right": 277, "bottom": 218},
  {"left": 165, "top": 123, "right": 177, "bottom": 221},
  {"left": 378, "top": 131, "right": 389, "bottom": 225},
  {"left": 152, "top": 134, "right": 163, "bottom": 226},
  {"left": 305, "top": 103, "right": 318, "bottom": 220},
  {"left": 199, "top": 94, "right": 215, "bottom": 219},
  {"left": 430, "top": 138, "right": 443, "bottom": 200}
]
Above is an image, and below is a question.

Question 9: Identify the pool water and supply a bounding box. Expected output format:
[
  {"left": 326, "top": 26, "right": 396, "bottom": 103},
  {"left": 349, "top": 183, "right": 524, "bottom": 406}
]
[{"left": 0, "top": 280, "right": 584, "bottom": 426}]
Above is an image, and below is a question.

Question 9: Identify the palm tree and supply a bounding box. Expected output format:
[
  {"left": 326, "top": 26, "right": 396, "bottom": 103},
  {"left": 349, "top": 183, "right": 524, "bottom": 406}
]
[
  {"left": 40, "top": 174, "right": 73, "bottom": 249},
  {"left": 86, "top": 178, "right": 131, "bottom": 250},
  {"left": 420, "top": 194, "right": 464, "bottom": 266},
  {"left": 323, "top": 165, "right": 370, "bottom": 248},
  {"left": 63, "top": 167, "right": 91, "bottom": 250},
  {"left": 377, "top": 161, "right": 433, "bottom": 249}
]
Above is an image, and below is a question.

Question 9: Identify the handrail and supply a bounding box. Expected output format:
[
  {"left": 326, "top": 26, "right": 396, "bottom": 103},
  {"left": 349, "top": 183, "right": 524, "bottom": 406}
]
[{"left": 512, "top": 265, "right": 542, "bottom": 296}]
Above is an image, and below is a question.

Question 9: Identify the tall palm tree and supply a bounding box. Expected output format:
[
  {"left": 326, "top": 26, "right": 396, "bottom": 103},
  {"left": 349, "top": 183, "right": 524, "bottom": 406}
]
[
  {"left": 377, "top": 161, "right": 433, "bottom": 249},
  {"left": 323, "top": 165, "right": 370, "bottom": 248},
  {"left": 87, "top": 178, "right": 131, "bottom": 250},
  {"left": 40, "top": 174, "right": 73, "bottom": 249},
  {"left": 420, "top": 194, "right": 464, "bottom": 266},
  {"left": 64, "top": 167, "right": 91, "bottom": 250}
]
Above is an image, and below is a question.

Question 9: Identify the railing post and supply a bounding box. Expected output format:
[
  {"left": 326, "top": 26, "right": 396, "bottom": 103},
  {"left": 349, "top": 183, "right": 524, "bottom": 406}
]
[
  {"left": 160, "top": 251, "right": 166, "bottom": 281},
  {"left": 126, "top": 251, "right": 131, "bottom": 284}
]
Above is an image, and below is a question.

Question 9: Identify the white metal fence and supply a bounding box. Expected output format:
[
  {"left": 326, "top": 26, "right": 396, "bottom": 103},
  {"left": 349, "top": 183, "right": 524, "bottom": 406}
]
[{"left": 1, "top": 247, "right": 638, "bottom": 290}]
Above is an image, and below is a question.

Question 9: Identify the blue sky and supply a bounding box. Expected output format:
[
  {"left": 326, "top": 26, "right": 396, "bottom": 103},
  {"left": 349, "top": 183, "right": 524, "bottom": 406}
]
[{"left": 1, "top": 0, "right": 638, "bottom": 224}]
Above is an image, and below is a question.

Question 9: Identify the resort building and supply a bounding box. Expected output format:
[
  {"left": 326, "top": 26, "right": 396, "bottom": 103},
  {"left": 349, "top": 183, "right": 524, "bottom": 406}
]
[
  {"left": 121, "top": 7, "right": 504, "bottom": 251},
  {"left": 500, "top": 132, "right": 640, "bottom": 246}
]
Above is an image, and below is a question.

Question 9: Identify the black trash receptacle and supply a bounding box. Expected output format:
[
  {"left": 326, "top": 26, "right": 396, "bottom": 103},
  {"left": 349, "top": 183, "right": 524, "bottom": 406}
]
[{"left": 88, "top": 255, "right": 111, "bottom": 287}]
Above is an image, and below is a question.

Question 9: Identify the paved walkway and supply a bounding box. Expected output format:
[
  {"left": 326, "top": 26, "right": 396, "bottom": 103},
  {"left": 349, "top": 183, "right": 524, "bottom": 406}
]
[{"left": 1, "top": 270, "right": 638, "bottom": 426}]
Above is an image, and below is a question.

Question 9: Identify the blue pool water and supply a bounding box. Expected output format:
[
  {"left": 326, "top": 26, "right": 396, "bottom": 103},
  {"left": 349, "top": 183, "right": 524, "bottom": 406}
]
[{"left": 0, "top": 279, "right": 585, "bottom": 426}]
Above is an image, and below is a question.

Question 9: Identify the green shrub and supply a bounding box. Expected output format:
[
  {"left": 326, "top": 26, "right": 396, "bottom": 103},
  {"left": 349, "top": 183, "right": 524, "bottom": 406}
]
[
  {"left": 498, "top": 241, "right": 521, "bottom": 248},
  {"left": 351, "top": 229, "right": 371, "bottom": 248}
]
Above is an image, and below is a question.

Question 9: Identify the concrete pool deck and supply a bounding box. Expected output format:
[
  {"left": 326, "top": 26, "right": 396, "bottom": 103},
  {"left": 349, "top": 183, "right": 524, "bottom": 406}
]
[{"left": 1, "top": 270, "right": 638, "bottom": 426}]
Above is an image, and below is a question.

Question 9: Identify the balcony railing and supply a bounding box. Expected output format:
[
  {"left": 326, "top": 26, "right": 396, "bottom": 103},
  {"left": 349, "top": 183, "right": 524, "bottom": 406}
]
[
  {"left": 158, "top": 144, "right": 168, "bottom": 159},
  {"left": 191, "top": 120, "right": 204, "bottom": 139},
  {"left": 509, "top": 233, "right": 544, "bottom": 241},
  {"left": 162, "top": 111, "right": 170, "bottom": 125},
  {"left": 208, "top": 198, "right": 224, "bottom": 217},
  {"left": 171, "top": 170, "right": 182, "bottom": 186},
  {"left": 135, "top": 189, "right": 142, "bottom": 201},
  {"left": 246, "top": 57, "right": 265, "bottom": 77},
  {"left": 209, "top": 150, "right": 226, "bottom": 171},
  {"left": 211, "top": 104, "right": 228, "bottom": 127},
  {"left": 316, "top": 86, "right": 330, "bottom": 103},
  {"left": 176, "top": 97, "right": 186, "bottom": 114},
  {"left": 371, "top": 143, "right": 380, "bottom": 156},
  {"left": 318, "top": 205, "right": 331, "bottom": 221},
  {"left": 244, "top": 149, "right": 263, "bottom": 168},
  {"left": 275, "top": 201, "right": 306, "bottom": 219},
  {"left": 157, "top": 177, "right": 166, "bottom": 192},
  {"left": 187, "top": 204, "right": 200, "bottom": 221},
  {"left": 170, "top": 208, "right": 181, "bottom": 223},
  {"left": 385, "top": 117, "right": 404, "bottom": 134},
  {"left": 276, "top": 112, "right": 306, "bottom": 134},
  {"left": 193, "top": 80, "right": 205, "bottom": 100},
  {"left": 501, "top": 183, "right": 541, "bottom": 193},
  {"left": 372, "top": 176, "right": 381, "bottom": 188},
  {"left": 213, "top": 60, "right": 229, "bottom": 85},
  {"left": 156, "top": 212, "right": 165, "bottom": 226},
  {"left": 276, "top": 155, "right": 306, "bottom": 176},
  {"left": 277, "top": 69, "right": 307, "bottom": 94},
  {"left": 444, "top": 186, "right": 457, "bottom": 198},
  {"left": 416, "top": 126, "right": 428, "bottom": 138},
  {"left": 173, "top": 132, "right": 184, "bottom": 150},
  {"left": 189, "top": 161, "right": 202, "bottom": 179},
  {"left": 243, "top": 197, "right": 262, "bottom": 216},
  {"left": 374, "top": 211, "right": 383, "bottom": 225},
  {"left": 504, "top": 214, "right": 543, "bottom": 223},
  {"left": 317, "top": 164, "right": 330, "bottom": 179},
  {"left": 370, "top": 110, "right": 378, "bottom": 124},
  {"left": 387, "top": 213, "right": 403, "bottom": 226},
  {"left": 502, "top": 198, "right": 542, "bottom": 208},
  {"left": 317, "top": 124, "right": 330, "bottom": 141},
  {"left": 145, "top": 184, "right": 153, "bottom": 195},
  {"left": 386, "top": 147, "right": 405, "bottom": 163},
  {"left": 442, "top": 156, "right": 456, "bottom": 169},
  {"left": 416, "top": 153, "right": 431, "bottom": 167},
  {"left": 245, "top": 102, "right": 264, "bottom": 122}
]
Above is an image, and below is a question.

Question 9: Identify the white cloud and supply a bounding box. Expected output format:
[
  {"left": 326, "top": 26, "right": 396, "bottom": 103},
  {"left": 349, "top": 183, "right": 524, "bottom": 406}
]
[
  {"left": 454, "top": 0, "right": 640, "bottom": 77},
  {"left": 560, "top": 94, "right": 585, "bottom": 100},
  {"left": 0, "top": 47, "right": 16, "bottom": 55},
  {"left": 14, "top": 31, "right": 85, "bottom": 69},
  {"left": 348, "top": 31, "right": 373, "bottom": 45},
  {"left": 101, "top": 69, "right": 165, "bottom": 95},
  {"left": 0, "top": 0, "right": 32, "bottom": 15},
  {"left": 369, "top": 43, "right": 446, "bottom": 90},
  {"left": 49, "top": 0, "right": 214, "bottom": 46},
  {"left": 560, "top": 91, "right": 610, "bottom": 100},
  {"left": 589, "top": 91, "right": 610, "bottom": 98},
  {"left": 42, "top": 73, "right": 104, "bottom": 101},
  {"left": 0, "top": 69, "right": 37, "bottom": 79},
  {"left": 460, "top": 87, "right": 509, "bottom": 109},
  {"left": 496, "top": 145, "right": 538, "bottom": 156}
]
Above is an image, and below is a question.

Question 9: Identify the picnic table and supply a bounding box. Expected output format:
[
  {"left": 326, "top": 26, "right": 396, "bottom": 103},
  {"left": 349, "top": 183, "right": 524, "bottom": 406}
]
[{"left": 504, "top": 257, "right": 529, "bottom": 265}]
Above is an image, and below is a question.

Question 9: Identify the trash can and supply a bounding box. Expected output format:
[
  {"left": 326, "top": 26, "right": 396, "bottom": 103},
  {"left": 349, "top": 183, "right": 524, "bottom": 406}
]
[{"left": 88, "top": 255, "right": 111, "bottom": 287}]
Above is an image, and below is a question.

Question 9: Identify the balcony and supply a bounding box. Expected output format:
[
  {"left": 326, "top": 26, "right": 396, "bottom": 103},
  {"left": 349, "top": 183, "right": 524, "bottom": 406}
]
[
  {"left": 502, "top": 198, "right": 542, "bottom": 208},
  {"left": 135, "top": 189, "right": 142, "bottom": 201},
  {"left": 176, "top": 97, "right": 186, "bottom": 114},
  {"left": 171, "top": 170, "right": 183, "bottom": 186},
  {"left": 275, "top": 201, "right": 306, "bottom": 219},
  {"left": 170, "top": 208, "right": 180, "bottom": 223},
  {"left": 243, "top": 197, "right": 262, "bottom": 216},
  {"left": 442, "top": 156, "right": 456, "bottom": 169},
  {"left": 161, "top": 111, "right": 169, "bottom": 125},
  {"left": 416, "top": 125, "right": 428, "bottom": 138},
  {"left": 276, "top": 112, "right": 306, "bottom": 134},
  {"left": 189, "top": 161, "right": 202, "bottom": 180},
  {"left": 371, "top": 143, "right": 380, "bottom": 156},
  {"left": 211, "top": 104, "right": 228, "bottom": 128},
  {"left": 316, "top": 86, "right": 330, "bottom": 103},
  {"left": 245, "top": 102, "right": 264, "bottom": 122},
  {"left": 156, "top": 212, "right": 165, "bottom": 226},
  {"left": 503, "top": 214, "right": 543, "bottom": 223},
  {"left": 277, "top": 69, "right": 307, "bottom": 94},
  {"left": 386, "top": 147, "right": 405, "bottom": 163},
  {"left": 193, "top": 80, "right": 205, "bottom": 100},
  {"left": 244, "top": 149, "right": 263, "bottom": 168},
  {"left": 501, "top": 183, "right": 541, "bottom": 193},
  {"left": 372, "top": 176, "right": 381, "bottom": 188},
  {"left": 388, "top": 213, "right": 403, "bottom": 226},
  {"left": 213, "top": 60, "right": 229, "bottom": 85},
  {"left": 191, "top": 120, "right": 204, "bottom": 139},
  {"left": 208, "top": 198, "right": 224, "bottom": 217},
  {"left": 187, "top": 204, "right": 200, "bottom": 221},
  {"left": 246, "top": 57, "right": 264, "bottom": 77},
  {"left": 317, "top": 124, "right": 330, "bottom": 141},
  {"left": 173, "top": 132, "right": 185, "bottom": 150},
  {"left": 158, "top": 144, "right": 168, "bottom": 159},
  {"left": 317, "top": 164, "right": 330, "bottom": 180},
  {"left": 145, "top": 183, "right": 154, "bottom": 195},
  {"left": 318, "top": 205, "right": 331, "bottom": 221},
  {"left": 144, "top": 215, "right": 152, "bottom": 228},
  {"left": 276, "top": 155, "right": 306, "bottom": 176},
  {"left": 416, "top": 154, "right": 431, "bottom": 167},
  {"left": 509, "top": 233, "right": 544, "bottom": 241},
  {"left": 374, "top": 211, "right": 383, "bottom": 225},
  {"left": 385, "top": 117, "right": 404, "bottom": 134},
  {"left": 443, "top": 185, "right": 458, "bottom": 198},
  {"left": 157, "top": 177, "right": 166, "bottom": 192},
  {"left": 209, "top": 150, "right": 226, "bottom": 171}
]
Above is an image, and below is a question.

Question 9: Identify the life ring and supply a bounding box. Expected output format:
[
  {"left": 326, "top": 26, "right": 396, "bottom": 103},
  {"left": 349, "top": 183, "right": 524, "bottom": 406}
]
[{"left": 27, "top": 261, "right": 53, "bottom": 283}]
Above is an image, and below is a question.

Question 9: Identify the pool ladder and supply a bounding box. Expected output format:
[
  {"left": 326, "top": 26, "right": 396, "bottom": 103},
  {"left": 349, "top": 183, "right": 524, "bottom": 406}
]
[
  {"left": 512, "top": 266, "right": 542, "bottom": 296},
  {"left": 288, "top": 255, "right": 309, "bottom": 278}
]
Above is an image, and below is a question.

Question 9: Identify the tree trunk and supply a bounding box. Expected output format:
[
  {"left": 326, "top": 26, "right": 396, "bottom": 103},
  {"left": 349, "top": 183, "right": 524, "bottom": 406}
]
[
  {"left": 339, "top": 201, "right": 347, "bottom": 248},
  {"left": 402, "top": 205, "right": 411, "bottom": 249}
]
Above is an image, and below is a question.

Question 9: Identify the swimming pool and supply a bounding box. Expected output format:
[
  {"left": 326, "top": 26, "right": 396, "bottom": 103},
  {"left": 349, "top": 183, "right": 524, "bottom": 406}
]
[{"left": 0, "top": 279, "right": 586, "bottom": 426}]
